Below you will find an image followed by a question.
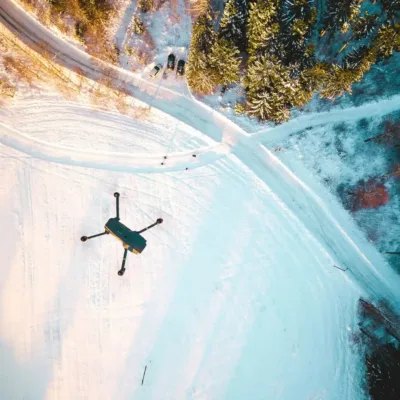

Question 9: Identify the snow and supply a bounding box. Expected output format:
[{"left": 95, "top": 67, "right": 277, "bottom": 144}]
[
  {"left": 2, "top": 0, "right": 400, "bottom": 399},
  {"left": 2, "top": 88, "right": 400, "bottom": 399},
  {"left": 1, "top": 97, "right": 364, "bottom": 399}
]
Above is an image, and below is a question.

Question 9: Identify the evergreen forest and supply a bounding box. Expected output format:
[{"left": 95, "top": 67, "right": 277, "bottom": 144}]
[{"left": 187, "top": 0, "right": 400, "bottom": 123}]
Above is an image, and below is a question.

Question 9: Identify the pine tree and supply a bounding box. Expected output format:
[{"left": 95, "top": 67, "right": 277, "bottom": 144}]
[
  {"left": 219, "top": 0, "right": 249, "bottom": 51},
  {"left": 247, "top": 0, "right": 280, "bottom": 57},
  {"left": 381, "top": 0, "right": 400, "bottom": 19},
  {"left": 299, "top": 63, "right": 329, "bottom": 94},
  {"left": 372, "top": 23, "right": 400, "bottom": 60},
  {"left": 319, "top": 61, "right": 371, "bottom": 99},
  {"left": 244, "top": 56, "right": 304, "bottom": 122},
  {"left": 187, "top": 15, "right": 240, "bottom": 93},
  {"left": 343, "top": 45, "right": 372, "bottom": 69},
  {"left": 186, "top": 56, "right": 218, "bottom": 93},
  {"left": 191, "top": 14, "right": 216, "bottom": 54},
  {"left": 279, "top": 0, "right": 317, "bottom": 68},
  {"left": 210, "top": 39, "right": 240, "bottom": 84},
  {"left": 137, "top": 0, "right": 153, "bottom": 12},
  {"left": 323, "top": 0, "right": 363, "bottom": 32},
  {"left": 351, "top": 12, "right": 378, "bottom": 40}
]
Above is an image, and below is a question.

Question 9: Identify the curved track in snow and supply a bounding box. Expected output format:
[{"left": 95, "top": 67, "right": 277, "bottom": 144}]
[{"left": 0, "top": 98, "right": 230, "bottom": 173}]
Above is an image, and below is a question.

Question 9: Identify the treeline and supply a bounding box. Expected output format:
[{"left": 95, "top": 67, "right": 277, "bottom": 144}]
[
  {"left": 47, "top": 0, "right": 116, "bottom": 61},
  {"left": 187, "top": 0, "right": 400, "bottom": 123},
  {"left": 356, "top": 298, "right": 400, "bottom": 399}
]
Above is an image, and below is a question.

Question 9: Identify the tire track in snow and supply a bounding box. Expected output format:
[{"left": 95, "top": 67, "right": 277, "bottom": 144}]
[
  {"left": 0, "top": 123, "right": 230, "bottom": 173},
  {"left": 252, "top": 94, "right": 400, "bottom": 144}
]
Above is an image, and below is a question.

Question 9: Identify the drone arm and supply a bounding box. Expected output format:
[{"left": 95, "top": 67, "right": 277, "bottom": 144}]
[
  {"left": 118, "top": 248, "right": 128, "bottom": 276},
  {"left": 81, "top": 231, "right": 108, "bottom": 242},
  {"left": 137, "top": 218, "right": 163, "bottom": 234},
  {"left": 114, "top": 192, "right": 120, "bottom": 220}
]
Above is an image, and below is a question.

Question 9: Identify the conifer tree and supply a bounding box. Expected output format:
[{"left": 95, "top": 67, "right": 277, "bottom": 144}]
[
  {"left": 210, "top": 39, "right": 240, "bottom": 84},
  {"left": 132, "top": 15, "right": 145, "bottom": 35},
  {"left": 247, "top": 0, "right": 280, "bottom": 57},
  {"left": 244, "top": 56, "right": 304, "bottom": 122},
  {"left": 372, "top": 23, "right": 400, "bottom": 60},
  {"left": 279, "top": 0, "right": 317, "bottom": 68},
  {"left": 381, "top": 0, "right": 400, "bottom": 19},
  {"left": 219, "top": 0, "right": 249, "bottom": 51},
  {"left": 299, "top": 63, "right": 329, "bottom": 95},
  {"left": 323, "top": 0, "right": 363, "bottom": 33},
  {"left": 351, "top": 12, "right": 378, "bottom": 40},
  {"left": 319, "top": 61, "right": 371, "bottom": 99},
  {"left": 187, "top": 15, "right": 240, "bottom": 93}
]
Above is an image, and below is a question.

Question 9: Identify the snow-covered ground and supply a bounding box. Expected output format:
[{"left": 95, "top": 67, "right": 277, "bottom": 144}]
[
  {"left": 0, "top": 94, "right": 364, "bottom": 400},
  {"left": 2, "top": 1, "right": 400, "bottom": 399},
  {"left": 2, "top": 90, "right": 400, "bottom": 399}
]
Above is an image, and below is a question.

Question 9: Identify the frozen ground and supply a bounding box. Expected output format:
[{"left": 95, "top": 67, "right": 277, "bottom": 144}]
[
  {"left": 2, "top": 1, "right": 400, "bottom": 399},
  {"left": 2, "top": 91, "right": 400, "bottom": 400},
  {"left": 0, "top": 95, "right": 365, "bottom": 400},
  {"left": 263, "top": 107, "right": 400, "bottom": 274}
]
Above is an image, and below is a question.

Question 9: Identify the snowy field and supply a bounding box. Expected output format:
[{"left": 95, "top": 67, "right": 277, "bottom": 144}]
[
  {"left": 2, "top": 1, "right": 400, "bottom": 399},
  {"left": 2, "top": 93, "right": 400, "bottom": 400}
]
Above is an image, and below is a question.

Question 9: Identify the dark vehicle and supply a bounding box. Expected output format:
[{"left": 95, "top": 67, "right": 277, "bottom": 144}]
[
  {"left": 150, "top": 63, "right": 163, "bottom": 78},
  {"left": 81, "top": 192, "right": 163, "bottom": 276},
  {"left": 167, "top": 53, "right": 176, "bottom": 70},
  {"left": 177, "top": 59, "right": 185, "bottom": 76}
]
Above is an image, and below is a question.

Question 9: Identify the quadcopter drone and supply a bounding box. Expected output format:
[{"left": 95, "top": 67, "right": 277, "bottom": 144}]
[{"left": 81, "top": 192, "right": 163, "bottom": 276}]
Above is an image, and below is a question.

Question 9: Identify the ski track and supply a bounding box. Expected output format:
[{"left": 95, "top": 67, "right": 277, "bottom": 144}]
[{"left": 1, "top": 1, "right": 400, "bottom": 399}]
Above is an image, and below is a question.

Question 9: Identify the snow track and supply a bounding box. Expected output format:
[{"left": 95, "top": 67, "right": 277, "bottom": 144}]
[
  {"left": 0, "top": 98, "right": 230, "bottom": 173},
  {"left": 253, "top": 94, "right": 400, "bottom": 144},
  {"left": 1, "top": 1, "right": 400, "bottom": 399}
]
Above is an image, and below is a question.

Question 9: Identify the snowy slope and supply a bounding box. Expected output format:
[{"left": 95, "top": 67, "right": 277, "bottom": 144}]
[
  {"left": 2, "top": 1, "right": 400, "bottom": 399},
  {"left": 1, "top": 99, "right": 363, "bottom": 400}
]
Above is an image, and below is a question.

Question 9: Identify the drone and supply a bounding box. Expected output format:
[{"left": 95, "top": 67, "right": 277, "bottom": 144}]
[{"left": 81, "top": 192, "right": 163, "bottom": 276}]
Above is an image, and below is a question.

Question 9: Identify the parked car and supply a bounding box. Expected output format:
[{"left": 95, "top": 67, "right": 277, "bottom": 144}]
[
  {"left": 177, "top": 59, "right": 185, "bottom": 76},
  {"left": 167, "top": 53, "right": 176, "bottom": 70},
  {"left": 150, "top": 63, "right": 163, "bottom": 78}
]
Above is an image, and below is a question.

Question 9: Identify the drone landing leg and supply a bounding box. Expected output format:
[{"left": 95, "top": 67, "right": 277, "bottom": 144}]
[
  {"left": 81, "top": 231, "right": 108, "bottom": 242},
  {"left": 118, "top": 248, "right": 128, "bottom": 276}
]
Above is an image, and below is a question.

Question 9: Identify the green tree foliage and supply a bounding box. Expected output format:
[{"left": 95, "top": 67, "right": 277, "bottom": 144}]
[
  {"left": 351, "top": 12, "right": 379, "bottom": 40},
  {"left": 77, "top": 0, "right": 113, "bottom": 23},
  {"left": 244, "top": 56, "right": 306, "bottom": 122},
  {"left": 323, "top": 0, "right": 363, "bottom": 33},
  {"left": 219, "top": 0, "right": 249, "bottom": 51},
  {"left": 279, "top": 0, "right": 317, "bottom": 67},
  {"left": 47, "top": 0, "right": 113, "bottom": 41},
  {"left": 132, "top": 15, "right": 145, "bottom": 35},
  {"left": 210, "top": 39, "right": 240, "bottom": 84},
  {"left": 320, "top": 60, "right": 372, "bottom": 99},
  {"left": 247, "top": 0, "right": 280, "bottom": 57},
  {"left": 299, "top": 63, "right": 329, "bottom": 95},
  {"left": 137, "top": 0, "right": 153, "bottom": 13},
  {"left": 372, "top": 23, "right": 400, "bottom": 60},
  {"left": 381, "top": 0, "right": 400, "bottom": 20},
  {"left": 187, "top": 15, "right": 240, "bottom": 93}
]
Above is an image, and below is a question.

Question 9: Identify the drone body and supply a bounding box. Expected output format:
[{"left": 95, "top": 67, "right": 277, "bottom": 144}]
[
  {"left": 81, "top": 192, "right": 163, "bottom": 276},
  {"left": 105, "top": 218, "right": 147, "bottom": 254}
]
